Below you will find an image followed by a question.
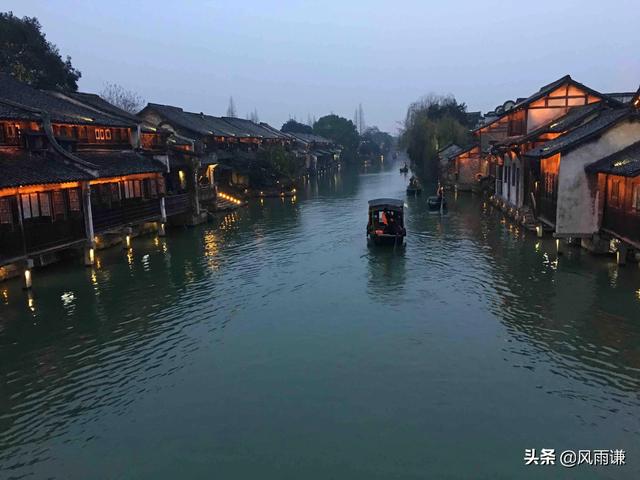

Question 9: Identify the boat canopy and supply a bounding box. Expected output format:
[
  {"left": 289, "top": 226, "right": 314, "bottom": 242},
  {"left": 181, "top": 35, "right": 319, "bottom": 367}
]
[{"left": 368, "top": 198, "right": 404, "bottom": 210}]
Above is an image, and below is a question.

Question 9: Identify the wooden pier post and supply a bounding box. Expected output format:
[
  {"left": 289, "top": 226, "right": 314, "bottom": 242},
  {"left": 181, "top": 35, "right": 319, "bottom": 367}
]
[{"left": 617, "top": 245, "right": 628, "bottom": 266}]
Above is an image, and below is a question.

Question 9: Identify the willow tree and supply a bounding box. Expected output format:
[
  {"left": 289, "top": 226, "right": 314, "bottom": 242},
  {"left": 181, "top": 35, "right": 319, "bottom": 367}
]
[{"left": 400, "top": 95, "right": 472, "bottom": 178}]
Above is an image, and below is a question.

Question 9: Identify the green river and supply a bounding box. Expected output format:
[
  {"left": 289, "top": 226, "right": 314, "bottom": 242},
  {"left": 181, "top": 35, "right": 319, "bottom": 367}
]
[{"left": 1, "top": 156, "right": 640, "bottom": 479}]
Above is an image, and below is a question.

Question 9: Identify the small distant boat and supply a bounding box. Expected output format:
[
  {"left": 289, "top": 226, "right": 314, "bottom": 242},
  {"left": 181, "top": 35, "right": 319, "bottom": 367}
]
[
  {"left": 427, "top": 196, "right": 447, "bottom": 213},
  {"left": 427, "top": 184, "right": 447, "bottom": 213},
  {"left": 399, "top": 164, "right": 409, "bottom": 173},
  {"left": 406, "top": 176, "right": 422, "bottom": 195},
  {"left": 367, "top": 198, "right": 406, "bottom": 246}
]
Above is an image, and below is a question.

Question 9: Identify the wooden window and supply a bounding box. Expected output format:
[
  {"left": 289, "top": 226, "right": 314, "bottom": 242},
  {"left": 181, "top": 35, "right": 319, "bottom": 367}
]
[
  {"left": 95, "top": 128, "right": 105, "bottom": 140},
  {"left": 105, "top": 129, "right": 112, "bottom": 140},
  {"left": 39, "top": 192, "right": 51, "bottom": 217},
  {"left": 7, "top": 124, "right": 17, "bottom": 138},
  {"left": 149, "top": 179, "right": 158, "bottom": 198},
  {"left": 632, "top": 184, "right": 640, "bottom": 213},
  {"left": 68, "top": 189, "right": 81, "bottom": 212},
  {"left": 110, "top": 183, "right": 121, "bottom": 201},
  {"left": 52, "top": 190, "right": 66, "bottom": 219},
  {"left": 29, "top": 193, "right": 40, "bottom": 217},
  {"left": 0, "top": 123, "right": 5, "bottom": 143},
  {"left": 133, "top": 180, "right": 142, "bottom": 198},
  {"left": 78, "top": 126, "right": 87, "bottom": 140},
  {"left": 0, "top": 197, "right": 13, "bottom": 224},
  {"left": 610, "top": 180, "right": 621, "bottom": 207}
]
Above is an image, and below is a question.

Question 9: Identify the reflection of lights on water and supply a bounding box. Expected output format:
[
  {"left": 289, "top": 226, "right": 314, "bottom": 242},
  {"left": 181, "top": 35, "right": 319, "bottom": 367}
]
[
  {"left": 1, "top": 289, "right": 8, "bottom": 304},
  {"left": 154, "top": 237, "right": 160, "bottom": 247},
  {"left": 142, "top": 254, "right": 150, "bottom": 271},
  {"left": 61, "top": 291, "right": 76, "bottom": 306},
  {"left": 636, "top": 289, "right": 640, "bottom": 300},
  {"left": 535, "top": 242, "right": 541, "bottom": 251},
  {"left": 27, "top": 292, "right": 35, "bottom": 312},
  {"left": 126, "top": 249, "right": 134, "bottom": 266},
  {"left": 260, "top": 198, "right": 264, "bottom": 206}
]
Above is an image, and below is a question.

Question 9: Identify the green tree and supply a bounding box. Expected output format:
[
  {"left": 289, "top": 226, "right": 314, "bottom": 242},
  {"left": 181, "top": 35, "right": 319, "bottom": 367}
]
[
  {"left": 0, "top": 12, "right": 81, "bottom": 91},
  {"left": 281, "top": 119, "right": 313, "bottom": 134},
  {"left": 252, "top": 145, "right": 303, "bottom": 187},
  {"left": 313, "top": 114, "right": 359, "bottom": 160},
  {"left": 400, "top": 95, "right": 472, "bottom": 178},
  {"left": 360, "top": 126, "right": 394, "bottom": 156}
]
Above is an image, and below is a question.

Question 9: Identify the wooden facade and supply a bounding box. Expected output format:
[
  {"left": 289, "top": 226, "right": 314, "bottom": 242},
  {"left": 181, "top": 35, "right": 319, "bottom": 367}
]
[
  {"left": 478, "top": 76, "right": 608, "bottom": 211},
  {"left": 600, "top": 174, "right": 640, "bottom": 244}
]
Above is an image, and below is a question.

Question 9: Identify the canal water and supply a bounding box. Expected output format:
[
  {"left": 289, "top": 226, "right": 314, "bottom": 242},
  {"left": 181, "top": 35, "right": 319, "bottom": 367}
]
[{"left": 1, "top": 156, "right": 640, "bottom": 479}]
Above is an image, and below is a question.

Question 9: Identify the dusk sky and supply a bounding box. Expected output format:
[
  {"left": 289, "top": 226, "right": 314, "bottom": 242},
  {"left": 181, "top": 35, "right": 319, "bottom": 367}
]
[{"left": 7, "top": 0, "right": 640, "bottom": 133}]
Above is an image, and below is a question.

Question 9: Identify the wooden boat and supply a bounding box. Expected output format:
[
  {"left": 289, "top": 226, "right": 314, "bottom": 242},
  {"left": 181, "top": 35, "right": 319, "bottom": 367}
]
[
  {"left": 427, "top": 196, "right": 447, "bottom": 213},
  {"left": 367, "top": 198, "right": 406, "bottom": 246},
  {"left": 406, "top": 177, "right": 422, "bottom": 195}
]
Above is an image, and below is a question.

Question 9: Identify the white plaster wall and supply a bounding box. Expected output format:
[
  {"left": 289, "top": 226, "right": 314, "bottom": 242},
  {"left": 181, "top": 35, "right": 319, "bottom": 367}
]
[
  {"left": 556, "top": 120, "right": 640, "bottom": 236},
  {"left": 497, "top": 155, "right": 524, "bottom": 207}
]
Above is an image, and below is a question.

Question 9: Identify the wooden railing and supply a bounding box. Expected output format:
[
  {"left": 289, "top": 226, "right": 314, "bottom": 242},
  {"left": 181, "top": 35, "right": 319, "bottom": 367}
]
[
  {"left": 603, "top": 208, "right": 640, "bottom": 244},
  {"left": 93, "top": 199, "right": 161, "bottom": 234}
]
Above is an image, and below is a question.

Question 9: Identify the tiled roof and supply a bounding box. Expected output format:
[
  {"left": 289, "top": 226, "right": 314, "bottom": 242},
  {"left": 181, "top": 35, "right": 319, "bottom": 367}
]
[
  {"left": 0, "top": 148, "right": 92, "bottom": 188},
  {"left": 76, "top": 150, "right": 165, "bottom": 177},
  {"left": 0, "top": 99, "right": 41, "bottom": 121},
  {"left": 63, "top": 92, "right": 142, "bottom": 123},
  {"left": 585, "top": 141, "right": 640, "bottom": 177},
  {"left": 259, "top": 122, "right": 291, "bottom": 139},
  {"left": 0, "top": 74, "right": 133, "bottom": 127},
  {"left": 438, "top": 144, "right": 463, "bottom": 160},
  {"left": 525, "top": 108, "right": 631, "bottom": 159},
  {"left": 494, "top": 103, "right": 605, "bottom": 148},
  {"left": 473, "top": 75, "right": 613, "bottom": 133},
  {"left": 289, "top": 132, "right": 332, "bottom": 144},
  {"left": 141, "top": 103, "right": 248, "bottom": 138}
]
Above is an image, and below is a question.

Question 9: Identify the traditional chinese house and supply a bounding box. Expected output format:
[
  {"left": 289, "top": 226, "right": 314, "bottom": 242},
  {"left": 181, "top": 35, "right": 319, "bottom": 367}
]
[
  {"left": 585, "top": 141, "right": 640, "bottom": 249},
  {"left": 447, "top": 144, "right": 483, "bottom": 191},
  {"left": 477, "top": 76, "right": 611, "bottom": 209},
  {"left": 436, "top": 143, "right": 462, "bottom": 186},
  {"left": 524, "top": 98, "right": 640, "bottom": 254},
  {"left": 0, "top": 74, "right": 166, "bottom": 278},
  {"left": 139, "top": 103, "right": 254, "bottom": 195},
  {"left": 287, "top": 132, "right": 339, "bottom": 173},
  {"left": 0, "top": 100, "right": 92, "bottom": 274}
]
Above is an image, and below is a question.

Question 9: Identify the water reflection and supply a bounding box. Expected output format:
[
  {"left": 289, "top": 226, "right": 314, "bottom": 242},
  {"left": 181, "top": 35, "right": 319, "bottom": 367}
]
[
  {"left": 1, "top": 161, "right": 640, "bottom": 479},
  {"left": 367, "top": 246, "right": 406, "bottom": 304}
]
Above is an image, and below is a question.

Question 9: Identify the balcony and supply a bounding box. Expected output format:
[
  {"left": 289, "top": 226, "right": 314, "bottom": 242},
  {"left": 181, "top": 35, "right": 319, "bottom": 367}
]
[{"left": 92, "top": 199, "right": 161, "bottom": 234}]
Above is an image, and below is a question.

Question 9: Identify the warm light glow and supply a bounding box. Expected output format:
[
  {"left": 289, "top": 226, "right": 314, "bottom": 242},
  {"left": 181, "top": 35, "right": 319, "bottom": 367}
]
[
  {"left": 89, "top": 248, "right": 95, "bottom": 263},
  {"left": 218, "top": 192, "right": 243, "bottom": 205},
  {"left": 24, "top": 269, "right": 31, "bottom": 285},
  {"left": 126, "top": 235, "right": 131, "bottom": 248}
]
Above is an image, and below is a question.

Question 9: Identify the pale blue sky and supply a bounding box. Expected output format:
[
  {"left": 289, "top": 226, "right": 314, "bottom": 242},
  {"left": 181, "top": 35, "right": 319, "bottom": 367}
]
[{"left": 6, "top": 0, "right": 640, "bottom": 133}]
